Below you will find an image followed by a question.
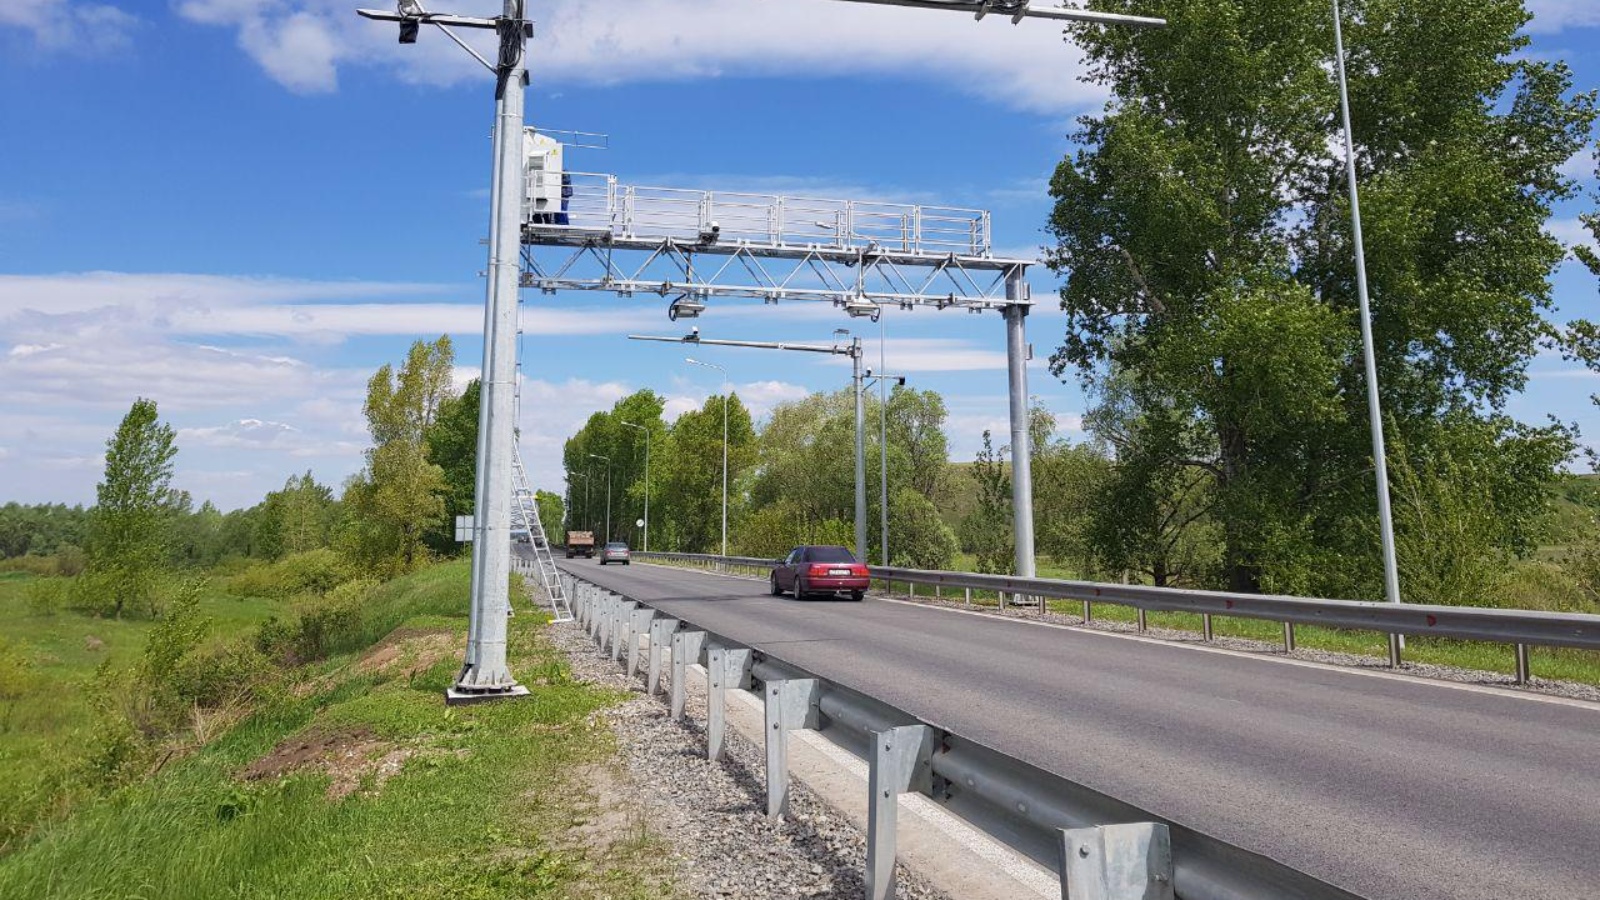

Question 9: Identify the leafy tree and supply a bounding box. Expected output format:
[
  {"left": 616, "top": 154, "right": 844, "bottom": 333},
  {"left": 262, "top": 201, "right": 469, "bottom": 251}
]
[
  {"left": 1030, "top": 410, "right": 1114, "bottom": 580},
  {"left": 341, "top": 338, "right": 453, "bottom": 573},
  {"left": 959, "top": 431, "right": 1013, "bottom": 575},
  {"left": 734, "top": 500, "right": 854, "bottom": 560},
  {"left": 562, "top": 390, "right": 667, "bottom": 544},
  {"left": 425, "top": 378, "right": 479, "bottom": 553},
  {"left": 1049, "top": 0, "right": 1593, "bottom": 597},
  {"left": 887, "top": 488, "right": 959, "bottom": 569},
  {"left": 655, "top": 393, "right": 756, "bottom": 553},
  {"left": 85, "top": 398, "right": 180, "bottom": 617},
  {"left": 534, "top": 490, "right": 564, "bottom": 542}
]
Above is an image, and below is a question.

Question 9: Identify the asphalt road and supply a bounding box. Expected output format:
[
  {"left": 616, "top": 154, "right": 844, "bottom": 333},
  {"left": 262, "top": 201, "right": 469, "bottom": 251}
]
[{"left": 556, "top": 557, "right": 1600, "bottom": 900}]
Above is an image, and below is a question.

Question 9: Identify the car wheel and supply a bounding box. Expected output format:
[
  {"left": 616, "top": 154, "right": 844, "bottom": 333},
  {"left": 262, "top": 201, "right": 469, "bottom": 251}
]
[
  {"left": 795, "top": 577, "right": 808, "bottom": 600},
  {"left": 851, "top": 590, "right": 864, "bottom": 602},
  {"left": 770, "top": 574, "right": 782, "bottom": 596}
]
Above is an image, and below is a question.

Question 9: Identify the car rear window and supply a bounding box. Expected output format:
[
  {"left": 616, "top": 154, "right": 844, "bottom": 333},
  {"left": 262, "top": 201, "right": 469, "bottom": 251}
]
[
  {"left": 606, "top": 543, "right": 628, "bottom": 549},
  {"left": 806, "top": 546, "right": 856, "bottom": 563}
]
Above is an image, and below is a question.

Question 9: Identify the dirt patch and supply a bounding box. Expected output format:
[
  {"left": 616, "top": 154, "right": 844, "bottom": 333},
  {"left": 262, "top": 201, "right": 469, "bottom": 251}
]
[
  {"left": 242, "top": 725, "right": 416, "bottom": 801},
  {"left": 355, "top": 627, "right": 458, "bottom": 679}
]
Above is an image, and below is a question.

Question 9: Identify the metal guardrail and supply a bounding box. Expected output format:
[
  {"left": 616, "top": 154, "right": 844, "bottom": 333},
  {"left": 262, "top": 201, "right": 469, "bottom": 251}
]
[
  {"left": 629, "top": 551, "right": 1600, "bottom": 684},
  {"left": 559, "top": 568, "right": 1364, "bottom": 900}
]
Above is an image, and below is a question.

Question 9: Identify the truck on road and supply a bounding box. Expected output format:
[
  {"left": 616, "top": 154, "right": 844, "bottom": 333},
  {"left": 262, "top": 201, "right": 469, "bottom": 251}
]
[{"left": 565, "top": 531, "right": 596, "bottom": 558}]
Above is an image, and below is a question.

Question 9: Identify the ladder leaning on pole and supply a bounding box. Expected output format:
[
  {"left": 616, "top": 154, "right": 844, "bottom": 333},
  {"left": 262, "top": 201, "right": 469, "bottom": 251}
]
[{"left": 511, "top": 446, "right": 574, "bottom": 623}]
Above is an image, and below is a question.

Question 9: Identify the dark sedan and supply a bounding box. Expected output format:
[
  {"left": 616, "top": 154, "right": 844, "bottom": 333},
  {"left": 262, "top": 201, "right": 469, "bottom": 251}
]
[{"left": 770, "top": 545, "right": 869, "bottom": 601}]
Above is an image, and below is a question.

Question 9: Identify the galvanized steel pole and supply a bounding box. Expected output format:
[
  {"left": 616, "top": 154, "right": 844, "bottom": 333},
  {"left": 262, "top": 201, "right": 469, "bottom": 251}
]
[
  {"left": 879, "top": 317, "right": 890, "bottom": 566},
  {"left": 622, "top": 421, "right": 649, "bottom": 551},
  {"left": 455, "top": 0, "right": 527, "bottom": 697},
  {"left": 854, "top": 339, "right": 868, "bottom": 562},
  {"left": 1333, "top": 0, "right": 1404, "bottom": 662},
  {"left": 1004, "top": 269, "right": 1036, "bottom": 578}
]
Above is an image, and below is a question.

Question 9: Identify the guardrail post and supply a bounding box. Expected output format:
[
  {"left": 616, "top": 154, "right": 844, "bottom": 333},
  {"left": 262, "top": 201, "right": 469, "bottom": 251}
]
[
  {"left": 1082, "top": 600, "right": 1092, "bottom": 624},
  {"left": 613, "top": 600, "right": 639, "bottom": 662},
  {"left": 628, "top": 608, "right": 655, "bottom": 678},
  {"left": 648, "top": 618, "right": 678, "bottom": 695},
  {"left": 1389, "top": 633, "right": 1403, "bottom": 668},
  {"left": 706, "top": 645, "right": 752, "bottom": 761},
  {"left": 964, "top": 587, "right": 971, "bottom": 606},
  {"left": 934, "top": 584, "right": 941, "bottom": 600},
  {"left": 1283, "top": 622, "right": 1296, "bottom": 653},
  {"left": 1515, "top": 643, "right": 1530, "bottom": 684},
  {"left": 669, "top": 630, "right": 706, "bottom": 720},
  {"left": 1058, "top": 822, "right": 1174, "bottom": 900},
  {"left": 867, "top": 724, "right": 934, "bottom": 900},
  {"left": 1201, "top": 613, "right": 1213, "bottom": 642},
  {"left": 763, "top": 678, "right": 821, "bottom": 819},
  {"left": 1136, "top": 608, "right": 1147, "bottom": 632}
]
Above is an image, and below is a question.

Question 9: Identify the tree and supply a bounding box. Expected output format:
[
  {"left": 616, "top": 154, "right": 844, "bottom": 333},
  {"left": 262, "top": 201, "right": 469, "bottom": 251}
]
[
  {"left": 425, "top": 378, "right": 479, "bottom": 553},
  {"left": 85, "top": 398, "right": 180, "bottom": 617},
  {"left": 341, "top": 338, "right": 453, "bottom": 573},
  {"left": 655, "top": 393, "right": 756, "bottom": 553},
  {"left": 258, "top": 472, "right": 336, "bottom": 557},
  {"left": 1049, "top": 0, "right": 1593, "bottom": 597},
  {"left": 958, "top": 431, "right": 1013, "bottom": 575},
  {"left": 535, "top": 490, "right": 564, "bottom": 541}
]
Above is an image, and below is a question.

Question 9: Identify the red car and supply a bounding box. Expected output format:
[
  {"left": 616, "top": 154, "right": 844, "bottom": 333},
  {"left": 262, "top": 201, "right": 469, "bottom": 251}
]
[{"left": 770, "top": 545, "right": 870, "bottom": 601}]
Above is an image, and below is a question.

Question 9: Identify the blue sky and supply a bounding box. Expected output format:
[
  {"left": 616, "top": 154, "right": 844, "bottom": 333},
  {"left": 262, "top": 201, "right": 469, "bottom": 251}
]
[{"left": 1, "top": 0, "right": 1597, "bottom": 511}]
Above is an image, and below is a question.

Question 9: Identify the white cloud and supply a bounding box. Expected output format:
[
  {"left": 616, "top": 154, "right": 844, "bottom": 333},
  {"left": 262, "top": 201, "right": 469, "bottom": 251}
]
[
  {"left": 1550, "top": 217, "right": 1598, "bottom": 256},
  {"left": 0, "top": 0, "right": 137, "bottom": 52},
  {"left": 177, "top": 0, "right": 1107, "bottom": 114},
  {"left": 1526, "top": 0, "right": 1600, "bottom": 33}
]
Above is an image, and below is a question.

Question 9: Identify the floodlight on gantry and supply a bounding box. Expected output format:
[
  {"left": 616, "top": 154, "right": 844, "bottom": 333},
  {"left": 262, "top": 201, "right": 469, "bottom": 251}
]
[{"left": 519, "top": 164, "right": 1035, "bottom": 316}]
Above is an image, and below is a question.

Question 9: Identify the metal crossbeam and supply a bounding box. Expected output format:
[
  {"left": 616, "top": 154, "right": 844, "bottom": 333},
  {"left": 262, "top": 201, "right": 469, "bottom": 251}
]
[
  {"left": 519, "top": 170, "right": 1029, "bottom": 313},
  {"left": 522, "top": 241, "right": 1024, "bottom": 312}
]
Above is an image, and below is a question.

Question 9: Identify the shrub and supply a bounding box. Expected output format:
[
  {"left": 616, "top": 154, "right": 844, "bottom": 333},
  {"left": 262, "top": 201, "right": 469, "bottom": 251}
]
[
  {"left": 23, "top": 577, "right": 69, "bottom": 616},
  {"left": 0, "top": 638, "right": 37, "bottom": 733},
  {"left": 254, "top": 578, "right": 378, "bottom": 665},
  {"left": 228, "top": 548, "right": 352, "bottom": 599}
]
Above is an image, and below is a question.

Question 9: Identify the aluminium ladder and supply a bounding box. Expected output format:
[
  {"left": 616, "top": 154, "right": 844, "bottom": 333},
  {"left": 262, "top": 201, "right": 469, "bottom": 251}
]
[{"left": 511, "top": 446, "right": 573, "bottom": 623}]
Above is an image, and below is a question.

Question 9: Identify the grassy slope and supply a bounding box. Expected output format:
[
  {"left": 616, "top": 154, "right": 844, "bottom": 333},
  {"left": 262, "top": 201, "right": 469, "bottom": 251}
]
[
  {"left": 0, "top": 561, "right": 672, "bottom": 900},
  {"left": 0, "top": 577, "right": 282, "bottom": 848}
]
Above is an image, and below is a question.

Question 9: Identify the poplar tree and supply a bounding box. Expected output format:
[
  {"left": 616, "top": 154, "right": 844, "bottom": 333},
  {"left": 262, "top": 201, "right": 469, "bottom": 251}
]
[
  {"left": 1049, "top": 0, "right": 1593, "bottom": 598},
  {"left": 86, "top": 398, "right": 179, "bottom": 617}
]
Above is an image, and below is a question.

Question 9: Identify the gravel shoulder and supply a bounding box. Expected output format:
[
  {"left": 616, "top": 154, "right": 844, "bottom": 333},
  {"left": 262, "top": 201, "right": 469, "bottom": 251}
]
[{"left": 549, "top": 618, "right": 950, "bottom": 900}]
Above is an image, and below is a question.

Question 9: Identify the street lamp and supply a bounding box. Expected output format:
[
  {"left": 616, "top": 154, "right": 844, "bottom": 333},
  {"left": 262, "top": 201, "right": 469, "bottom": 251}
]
[
  {"left": 621, "top": 421, "right": 651, "bottom": 551},
  {"left": 631, "top": 331, "right": 867, "bottom": 560},
  {"left": 686, "top": 357, "right": 730, "bottom": 557},
  {"left": 1332, "top": 0, "right": 1404, "bottom": 662},
  {"left": 588, "top": 453, "right": 612, "bottom": 542},
  {"left": 865, "top": 368, "right": 907, "bottom": 566}
]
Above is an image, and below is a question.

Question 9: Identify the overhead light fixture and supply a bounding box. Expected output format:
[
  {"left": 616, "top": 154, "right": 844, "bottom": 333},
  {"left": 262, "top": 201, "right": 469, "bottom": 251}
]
[
  {"left": 844, "top": 298, "right": 882, "bottom": 322},
  {"left": 698, "top": 222, "right": 721, "bottom": 244},
  {"left": 668, "top": 297, "right": 706, "bottom": 321}
]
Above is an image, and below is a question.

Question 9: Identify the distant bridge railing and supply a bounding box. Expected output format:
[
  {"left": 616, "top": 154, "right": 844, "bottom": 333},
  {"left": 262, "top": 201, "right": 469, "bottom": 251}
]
[{"left": 626, "top": 551, "right": 1600, "bottom": 685}]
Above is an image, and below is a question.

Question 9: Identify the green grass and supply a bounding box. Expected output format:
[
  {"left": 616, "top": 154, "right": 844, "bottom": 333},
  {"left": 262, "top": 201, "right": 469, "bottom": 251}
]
[
  {"left": 0, "top": 574, "right": 284, "bottom": 849},
  {"left": 0, "top": 562, "right": 670, "bottom": 899}
]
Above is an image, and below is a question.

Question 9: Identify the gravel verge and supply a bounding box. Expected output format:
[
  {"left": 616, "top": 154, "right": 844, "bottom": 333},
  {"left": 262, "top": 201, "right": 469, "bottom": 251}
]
[
  {"left": 549, "top": 618, "right": 951, "bottom": 900},
  {"left": 883, "top": 589, "right": 1600, "bottom": 704}
]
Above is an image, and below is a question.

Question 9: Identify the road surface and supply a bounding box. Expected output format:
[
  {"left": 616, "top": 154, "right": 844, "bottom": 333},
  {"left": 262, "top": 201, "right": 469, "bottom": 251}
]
[{"left": 555, "top": 557, "right": 1600, "bottom": 900}]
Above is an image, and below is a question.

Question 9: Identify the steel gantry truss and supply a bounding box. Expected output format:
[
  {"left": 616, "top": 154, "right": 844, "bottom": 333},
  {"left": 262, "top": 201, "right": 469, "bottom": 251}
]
[
  {"left": 524, "top": 171, "right": 1041, "bottom": 576},
  {"left": 521, "top": 173, "right": 1030, "bottom": 316}
]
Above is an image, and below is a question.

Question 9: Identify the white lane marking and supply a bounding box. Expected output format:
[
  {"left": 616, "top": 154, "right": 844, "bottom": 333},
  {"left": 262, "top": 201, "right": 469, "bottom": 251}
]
[
  {"left": 616, "top": 562, "right": 1600, "bottom": 714},
  {"left": 879, "top": 597, "right": 1600, "bottom": 714}
]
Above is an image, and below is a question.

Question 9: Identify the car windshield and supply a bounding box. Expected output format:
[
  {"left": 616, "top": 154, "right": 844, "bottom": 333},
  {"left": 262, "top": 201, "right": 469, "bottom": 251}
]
[{"left": 806, "top": 547, "right": 855, "bottom": 563}]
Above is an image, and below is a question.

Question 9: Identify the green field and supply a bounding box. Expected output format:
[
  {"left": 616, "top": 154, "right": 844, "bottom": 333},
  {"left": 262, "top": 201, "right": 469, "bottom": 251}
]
[{"left": 0, "top": 563, "right": 671, "bottom": 899}]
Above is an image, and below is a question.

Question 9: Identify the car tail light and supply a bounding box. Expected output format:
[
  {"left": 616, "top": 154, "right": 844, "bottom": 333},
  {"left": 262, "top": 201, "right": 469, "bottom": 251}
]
[{"left": 851, "top": 564, "right": 868, "bottom": 576}]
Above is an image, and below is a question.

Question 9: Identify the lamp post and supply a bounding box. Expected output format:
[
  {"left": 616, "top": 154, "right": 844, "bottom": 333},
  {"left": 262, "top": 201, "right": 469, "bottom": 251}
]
[
  {"left": 632, "top": 331, "right": 866, "bottom": 561},
  {"left": 864, "top": 369, "right": 907, "bottom": 566},
  {"left": 588, "top": 453, "right": 611, "bottom": 542},
  {"left": 686, "top": 357, "right": 730, "bottom": 557},
  {"left": 1332, "top": 0, "right": 1403, "bottom": 662},
  {"left": 621, "top": 421, "right": 650, "bottom": 551}
]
